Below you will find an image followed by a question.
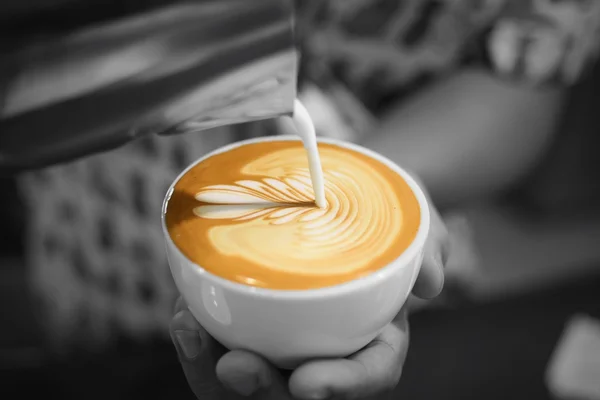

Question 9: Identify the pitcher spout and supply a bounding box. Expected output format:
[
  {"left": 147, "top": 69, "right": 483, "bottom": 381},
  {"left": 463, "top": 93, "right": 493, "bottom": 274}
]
[{"left": 157, "top": 47, "right": 298, "bottom": 136}]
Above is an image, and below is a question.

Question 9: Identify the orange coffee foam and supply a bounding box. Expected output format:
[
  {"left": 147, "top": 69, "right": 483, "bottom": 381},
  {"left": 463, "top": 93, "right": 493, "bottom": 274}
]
[{"left": 165, "top": 140, "right": 420, "bottom": 290}]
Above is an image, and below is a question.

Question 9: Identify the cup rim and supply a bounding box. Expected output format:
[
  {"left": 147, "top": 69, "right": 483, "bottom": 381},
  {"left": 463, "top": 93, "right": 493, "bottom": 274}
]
[{"left": 161, "top": 135, "right": 430, "bottom": 299}]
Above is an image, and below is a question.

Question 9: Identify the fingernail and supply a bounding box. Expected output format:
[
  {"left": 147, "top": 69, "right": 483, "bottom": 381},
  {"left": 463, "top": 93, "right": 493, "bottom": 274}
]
[
  {"left": 174, "top": 330, "right": 202, "bottom": 360},
  {"left": 306, "top": 391, "right": 330, "bottom": 400},
  {"left": 257, "top": 368, "right": 272, "bottom": 388},
  {"left": 433, "top": 253, "right": 445, "bottom": 293},
  {"left": 226, "top": 378, "right": 259, "bottom": 397}
]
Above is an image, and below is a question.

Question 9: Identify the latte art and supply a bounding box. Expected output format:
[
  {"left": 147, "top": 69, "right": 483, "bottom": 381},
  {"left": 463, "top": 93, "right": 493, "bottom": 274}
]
[
  {"left": 192, "top": 160, "right": 403, "bottom": 277},
  {"left": 166, "top": 140, "right": 421, "bottom": 290},
  {"left": 195, "top": 171, "right": 317, "bottom": 205}
]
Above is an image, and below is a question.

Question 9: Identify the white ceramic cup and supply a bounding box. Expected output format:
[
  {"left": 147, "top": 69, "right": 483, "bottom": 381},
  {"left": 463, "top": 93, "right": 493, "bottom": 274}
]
[{"left": 162, "top": 135, "right": 430, "bottom": 369}]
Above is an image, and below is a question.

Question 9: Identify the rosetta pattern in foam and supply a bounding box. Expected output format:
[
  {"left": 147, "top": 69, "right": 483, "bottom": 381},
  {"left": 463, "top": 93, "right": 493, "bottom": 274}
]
[
  {"left": 188, "top": 146, "right": 405, "bottom": 278},
  {"left": 195, "top": 172, "right": 317, "bottom": 205}
]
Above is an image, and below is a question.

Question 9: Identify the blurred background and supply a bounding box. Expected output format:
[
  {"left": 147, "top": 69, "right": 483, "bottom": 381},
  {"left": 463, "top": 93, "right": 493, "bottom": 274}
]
[{"left": 2, "top": 1, "right": 600, "bottom": 400}]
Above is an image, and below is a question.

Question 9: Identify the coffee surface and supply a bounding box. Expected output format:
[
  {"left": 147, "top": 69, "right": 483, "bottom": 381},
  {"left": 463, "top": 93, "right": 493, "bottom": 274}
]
[{"left": 165, "top": 140, "right": 420, "bottom": 290}]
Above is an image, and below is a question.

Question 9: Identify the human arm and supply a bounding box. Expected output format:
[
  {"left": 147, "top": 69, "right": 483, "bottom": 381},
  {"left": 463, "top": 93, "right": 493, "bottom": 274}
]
[
  {"left": 363, "top": 0, "right": 600, "bottom": 209},
  {"left": 365, "top": 68, "right": 564, "bottom": 209}
]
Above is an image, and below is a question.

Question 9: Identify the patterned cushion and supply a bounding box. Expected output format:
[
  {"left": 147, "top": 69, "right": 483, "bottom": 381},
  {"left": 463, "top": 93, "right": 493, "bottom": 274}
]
[{"left": 20, "top": 128, "right": 237, "bottom": 349}]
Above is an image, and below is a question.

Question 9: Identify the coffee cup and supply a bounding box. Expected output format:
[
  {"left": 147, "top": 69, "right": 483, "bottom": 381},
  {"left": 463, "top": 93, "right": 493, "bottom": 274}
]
[{"left": 162, "top": 135, "right": 430, "bottom": 369}]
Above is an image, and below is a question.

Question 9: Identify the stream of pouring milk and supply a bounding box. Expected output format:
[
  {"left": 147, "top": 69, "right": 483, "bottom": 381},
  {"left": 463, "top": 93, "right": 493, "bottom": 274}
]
[{"left": 286, "top": 99, "right": 327, "bottom": 208}]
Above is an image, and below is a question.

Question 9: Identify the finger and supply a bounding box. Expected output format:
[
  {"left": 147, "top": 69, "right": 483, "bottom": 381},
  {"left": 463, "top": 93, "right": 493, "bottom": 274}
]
[
  {"left": 444, "top": 213, "right": 481, "bottom": 287},
  {"left": 403, "top": 172, "right": 448, "bottom": 299},
  {"left": 170, "top": 309, "right": 228, "bottom": 399},
  {"left": 289, "top": 308, "right": 409, "bottom": 400},
  {"left": 412, "top": 197, "right": 449, "bottom": 299},
  {"left": 173, "top": 296, "right": 186, "bottom": 314},
  {"left": 217, "top": 350, "right": 291, "bottom": 399}
]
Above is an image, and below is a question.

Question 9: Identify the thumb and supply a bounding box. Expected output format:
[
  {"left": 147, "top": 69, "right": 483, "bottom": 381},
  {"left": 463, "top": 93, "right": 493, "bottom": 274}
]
[{"left": 170, "top": 300, "right": 228, "bottom": 399}]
